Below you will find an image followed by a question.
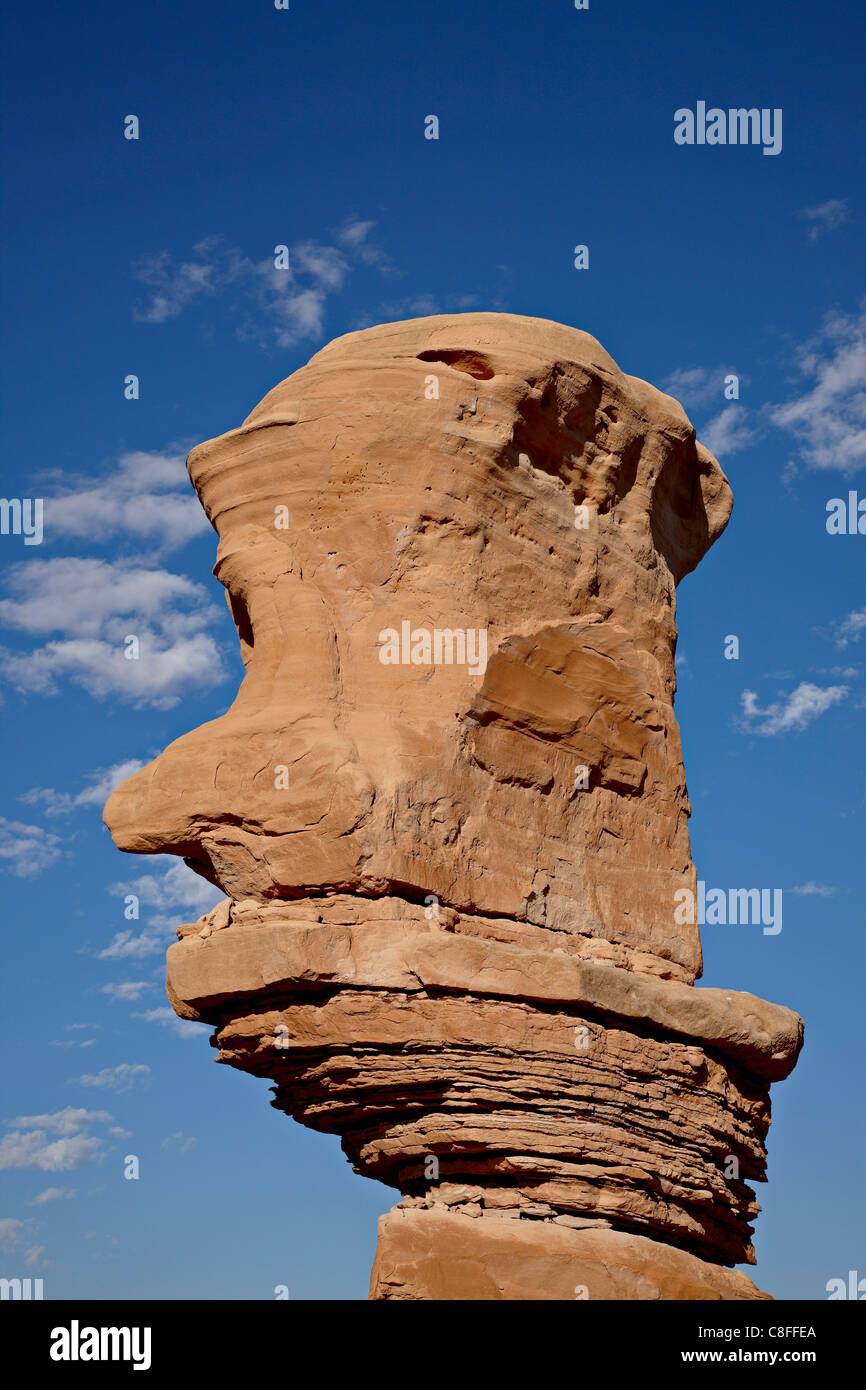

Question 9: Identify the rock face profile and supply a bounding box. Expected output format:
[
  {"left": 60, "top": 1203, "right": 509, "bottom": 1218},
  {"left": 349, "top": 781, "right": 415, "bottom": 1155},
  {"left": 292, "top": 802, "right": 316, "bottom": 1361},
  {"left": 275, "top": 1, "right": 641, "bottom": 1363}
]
[{"left": 105, "top": 313, "right": 802, "bottom": 1299}]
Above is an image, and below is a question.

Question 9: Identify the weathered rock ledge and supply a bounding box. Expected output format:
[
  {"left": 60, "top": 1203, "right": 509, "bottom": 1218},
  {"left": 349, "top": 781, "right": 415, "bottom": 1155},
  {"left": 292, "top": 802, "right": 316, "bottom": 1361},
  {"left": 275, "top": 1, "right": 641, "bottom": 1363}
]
[{"left": 169, "top": 899, "right": 802, "bottom": 1081}]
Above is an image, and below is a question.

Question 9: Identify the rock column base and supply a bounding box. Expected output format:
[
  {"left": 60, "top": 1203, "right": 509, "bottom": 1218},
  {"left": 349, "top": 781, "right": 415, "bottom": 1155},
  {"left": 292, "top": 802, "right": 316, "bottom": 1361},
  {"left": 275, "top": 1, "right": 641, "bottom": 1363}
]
[{"left": 369, "top": 1207, "right": 771, "bottom": 1301}]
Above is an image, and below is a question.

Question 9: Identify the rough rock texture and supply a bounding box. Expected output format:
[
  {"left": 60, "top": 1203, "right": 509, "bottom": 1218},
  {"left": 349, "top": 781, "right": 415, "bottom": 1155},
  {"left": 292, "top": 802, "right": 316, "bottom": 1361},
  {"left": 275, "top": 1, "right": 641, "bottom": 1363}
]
[
  {"left": 370, "top": 1208, "right": 772, "bottom": 1300},
  {"left": 104, "top": 313, "right": 803, "bottom": 1299}
]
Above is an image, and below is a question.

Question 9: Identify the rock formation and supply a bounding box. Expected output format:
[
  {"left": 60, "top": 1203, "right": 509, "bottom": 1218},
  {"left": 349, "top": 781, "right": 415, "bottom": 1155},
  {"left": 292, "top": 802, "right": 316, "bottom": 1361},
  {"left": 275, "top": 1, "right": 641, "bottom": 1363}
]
[{"left": 104, "top": 313, "right": 802, "bottom": 1299}]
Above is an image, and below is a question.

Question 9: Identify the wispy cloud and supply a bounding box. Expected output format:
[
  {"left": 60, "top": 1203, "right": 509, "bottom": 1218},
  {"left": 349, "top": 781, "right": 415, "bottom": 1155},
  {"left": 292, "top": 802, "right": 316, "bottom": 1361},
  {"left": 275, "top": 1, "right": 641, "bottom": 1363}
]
[
  {"left": 97, "top": 858, "right": 223, "bottom": 958},
  {"left": 76, "top": 1064, "right": 151, "bottom": 1093},
  {"left": 739, "top": 682, "right": 848, "bottom": 735},
  {"left": 698, "top": 405, "right": 756, "bottom": 459},
  {"left": 132, "top": 250, "right": 224, "bottom": 323},
  {"left": 352, "top": 291, "right": 485, "bottom": 333},
  {"left": 132, "top": 219, "right": 391, "bottom": 347},
  {"left": 22, "top": 760, "right": 146, "bottom": 817},
  {"left": 9, "top": 1108, "right": 111, "bottom": 1134},
  {"left": 0, "top": 817, "right": 63, "bottom": 877},
  {"left": 0, "top": 1224, "right": 44, "bottom": 1268},
  {"left": 0, "top": 1218, "right": 28, "bottom": 1246},
  {"left": 94, "top": 929, "right": 168, "bottom": 961},
  {"left": 834, "top": 608, "right": 866, "bottom": 647},
  {"left": 0, "top": 557, "right": 227, "bottom": 708},
  {"left": 100, "top": 982, "right": 153, "bottom": 1002},
  {"left": 792, "top": 881, "right": 837, "bottom": 897},
  {"left": 808, "top": 665, "right": 859, "bottom": 679},
  {"left": 661, "top": 365, "right": 741, "bottom": 412},
  {"left": 656, "top": 368, "right": 755, "bottom": 457},
  {"left": 768, "top": 302, "right": 866, "bottom": 473},
  {"left": 30, "top": 1187, "right": 76, "bottom": 1205},
  {"left": 162, "top": 1131, "right": 197, "bottom": 1152},
  {"left": 134, "top": 1008, "right": 204, "bottom": 1040},
  {"left": 800, "top": 198, "right": 851, "bottom": 242}
]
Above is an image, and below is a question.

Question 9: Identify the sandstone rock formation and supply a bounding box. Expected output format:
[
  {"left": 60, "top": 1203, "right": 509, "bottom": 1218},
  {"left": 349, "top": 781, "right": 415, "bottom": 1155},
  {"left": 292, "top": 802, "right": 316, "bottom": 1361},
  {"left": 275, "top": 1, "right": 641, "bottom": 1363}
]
[{"left": 104, "top": 313, "right": 803, "bottom": 1299}]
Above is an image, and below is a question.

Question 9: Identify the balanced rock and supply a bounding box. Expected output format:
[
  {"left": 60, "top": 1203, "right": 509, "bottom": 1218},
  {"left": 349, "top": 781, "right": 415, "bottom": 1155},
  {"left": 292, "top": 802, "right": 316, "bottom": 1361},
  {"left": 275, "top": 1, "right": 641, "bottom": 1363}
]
[{"left": 105, "top": 313, "right": 803, "bottom": 1299}]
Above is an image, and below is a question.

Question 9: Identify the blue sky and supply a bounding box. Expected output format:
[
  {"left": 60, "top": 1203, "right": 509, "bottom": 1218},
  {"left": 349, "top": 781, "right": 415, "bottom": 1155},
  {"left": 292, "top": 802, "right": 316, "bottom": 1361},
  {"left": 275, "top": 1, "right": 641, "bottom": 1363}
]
[{"left": 0, "top": 0, "right": 863, "bottom": 1299}]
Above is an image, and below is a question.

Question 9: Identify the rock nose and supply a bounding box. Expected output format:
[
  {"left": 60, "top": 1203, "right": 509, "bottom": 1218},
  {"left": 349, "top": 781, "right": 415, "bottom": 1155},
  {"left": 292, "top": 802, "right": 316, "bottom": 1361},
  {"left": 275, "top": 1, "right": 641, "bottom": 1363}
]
[
  {"left": 102, "top": 724, "right": 258, "bottom": 896},
  {"left": 103, "top": 740, "right": 210, "bottom": 860},
  {"left": 103, "top": 700, "right": 377, "bottom": 902}
]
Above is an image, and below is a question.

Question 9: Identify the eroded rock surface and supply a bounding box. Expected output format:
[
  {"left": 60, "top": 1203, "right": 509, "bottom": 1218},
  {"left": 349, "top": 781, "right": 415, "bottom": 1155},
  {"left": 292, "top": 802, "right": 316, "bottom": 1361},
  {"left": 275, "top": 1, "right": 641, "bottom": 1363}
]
[{"left": 105, "top": 313, "right": 802, "bottom": 1299}]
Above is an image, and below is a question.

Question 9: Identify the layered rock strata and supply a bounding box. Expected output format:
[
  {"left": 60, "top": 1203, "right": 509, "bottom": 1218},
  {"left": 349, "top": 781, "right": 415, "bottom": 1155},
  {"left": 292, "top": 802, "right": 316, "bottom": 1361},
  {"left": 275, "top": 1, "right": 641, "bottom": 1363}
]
[{"left": 105, "top": 313, "right": 803, "bottom": 1299}]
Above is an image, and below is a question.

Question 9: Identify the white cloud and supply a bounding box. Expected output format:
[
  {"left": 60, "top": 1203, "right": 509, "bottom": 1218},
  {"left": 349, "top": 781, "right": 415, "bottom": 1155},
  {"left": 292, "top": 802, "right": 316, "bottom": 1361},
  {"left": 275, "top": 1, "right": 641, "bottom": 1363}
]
[
  {"left": 336, "top": 218, "right": 381, "bottom": 257},
  {"left": 100, "top": 982, "right": 153, "bottom": 1002},
  {"left": 291, "top": 241, "right": 348, "bottom": 290},
  {"left": 77, "top": 1064, "right": 151, "bottom": 1092},
  {"left": 51, "top": 1025, "right": 101, "bottom": 1046},
  {"left": 24, "top": 1245, "right": 46, "bottom": 1268},
  {"left": 801, "top": 198, "right": 851, "bottom": 241},
  {"left": 792, "top": 882, "right": 837, "bottom": 897},
  {"left": 22, "top": 760, "right": 146, "bottom": 817},
  {"left": 0, "top": 1218, "right": 27, "bottom": 1247},
  {"left": 767, "top": 303, "right": 866, "bottom": 473},
  {"left": 162, "top": 1131, "right": 197, "bottom": 1152},
  {"left": 134, "top": 1008, "right": 204, "bottom": 1040},
  {"left": 30, "top": 1187, "right": 76, "bottom": 1205},
  {"left": 116, "top": 857, "right": 223, "bottom": 915},
  {"left": 0, "top": 558, "right": 203, "bottom": 639},
  {"left": 0, "top": 818, "right": 63, "bottom": 877},
  {"left": 740, "top": 682, "right": 848, "bottom": 735},
  {"left": 835, "top": 608, "right": 866, "bottom": 647},
  {"left": 357, "top": 291, "right": 484, "bottom": 332},
  {"left": 0, "top": 557, "right": 227, "bottom": 708},
  {"left": 698, "top": 405, "right": 755, "bottom": 459},
  {"left": 0, "top": 1132, "right": 103, "bottom": 1173},
  {"left": 661, "top": 365, "right": 740, "bottom": 411},
  {"left": 131, "top": 246, "right": 229, "bottom": 322},
  {"left": 268, "top": 286, "right": 329, "bottom": 344},
  {"left": 335, "top": 218, "right": 395, "bottom": 271},
  {"left": 94, "top": 928, "right": 168, "bottom": 961},
  {"left": 96, "top": 857, "right": 224, "bottom": 958},
  {"left": 43, "top": 451, "right": 210, "bottom": 552},
  {"left": 102, "top": 857, "right": 224, "bottom": 945},
  {"left": 8, "top": 1109, "right": 111, "bottom": 1135},
  {"left": 132, "top": 221, "right": 389, "bottom": 347}
]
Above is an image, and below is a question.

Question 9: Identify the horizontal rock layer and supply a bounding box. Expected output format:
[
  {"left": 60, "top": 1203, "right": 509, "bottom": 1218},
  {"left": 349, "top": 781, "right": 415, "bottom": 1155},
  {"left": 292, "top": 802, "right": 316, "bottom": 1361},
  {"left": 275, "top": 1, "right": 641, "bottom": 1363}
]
[
  {"left": 171, "top": 895, "right": 802, "bottom": 1268},
  {"left": 172, "top": 895, "right": 802, "bottom": 1081}
]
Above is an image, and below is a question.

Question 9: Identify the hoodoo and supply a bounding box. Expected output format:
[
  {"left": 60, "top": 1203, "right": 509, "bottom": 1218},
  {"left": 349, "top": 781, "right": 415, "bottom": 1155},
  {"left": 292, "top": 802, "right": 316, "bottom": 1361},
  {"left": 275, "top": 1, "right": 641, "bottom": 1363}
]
[{"left": 105, "top": 313, "right": 803, "bottom": 1300}]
